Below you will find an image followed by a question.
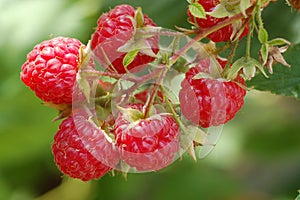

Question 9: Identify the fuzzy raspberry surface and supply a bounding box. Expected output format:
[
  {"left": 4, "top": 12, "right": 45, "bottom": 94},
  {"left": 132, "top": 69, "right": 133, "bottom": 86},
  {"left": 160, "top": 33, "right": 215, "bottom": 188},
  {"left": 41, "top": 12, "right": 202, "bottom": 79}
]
[
  {"left": 52, "top": 114, "right": 113, "bottom": 181},
  {"left": 179, "top": 59, "right": 246, "bottom": 128},
  {"left": 21, "top": 37, "right": 83, "bottom": 104},
  {"left": 91, "top": 4, "right": 159, "bottom": 74},
  {"left": 114, "top": 104, "right": 179, "bottom": 171}
]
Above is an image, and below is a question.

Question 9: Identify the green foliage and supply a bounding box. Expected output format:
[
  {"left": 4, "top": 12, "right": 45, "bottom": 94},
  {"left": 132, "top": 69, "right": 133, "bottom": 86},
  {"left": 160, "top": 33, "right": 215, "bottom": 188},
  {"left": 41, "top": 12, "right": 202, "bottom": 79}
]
[
  {"left": 296, "top": 190, "right": 300, "bottom": 200},
  {"left": 0, "top": 0, "right": 300, "bottom": 199},
  {"left": 247, "top": 43, "right": 300, "bottom": 99}
]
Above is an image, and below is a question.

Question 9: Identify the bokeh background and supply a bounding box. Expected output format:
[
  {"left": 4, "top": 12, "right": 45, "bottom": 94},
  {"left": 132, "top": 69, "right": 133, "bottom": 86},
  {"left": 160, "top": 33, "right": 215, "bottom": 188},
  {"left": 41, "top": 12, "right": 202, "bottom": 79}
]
[{"left": 1, "top": 0, "right": 300, "bottom": 199}]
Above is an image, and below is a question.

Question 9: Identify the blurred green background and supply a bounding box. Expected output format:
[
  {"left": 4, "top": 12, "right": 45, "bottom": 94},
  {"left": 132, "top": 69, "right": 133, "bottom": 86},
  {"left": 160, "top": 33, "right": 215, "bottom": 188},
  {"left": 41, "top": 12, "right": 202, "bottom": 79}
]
[{"left": 1, "top": 0, "right": 300, "bottom": 199}]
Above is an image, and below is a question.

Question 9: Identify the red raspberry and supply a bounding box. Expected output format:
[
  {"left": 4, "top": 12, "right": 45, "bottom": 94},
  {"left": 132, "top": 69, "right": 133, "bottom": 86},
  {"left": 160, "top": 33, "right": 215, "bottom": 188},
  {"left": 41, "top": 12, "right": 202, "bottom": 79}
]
[
  {"left": 187, "top": 0, "right": 249, "bottom": 42},
  {"left": 91, "top": 4, "right": 159, "bottom": 74},
  {"left": 134, "top": 89, "right": 164, "bottom": 104},
  {"left": 114, "top": 104, "right": 179, "bottom": 171},
  {"left": 21, "top": 37, "right": 89, "bottom": 104},
  {"left": 179, "top": 58, "right": 246, "bottom": 128},
  {"left": 52, "top": 112, "right": 117, "bottom": 181}
]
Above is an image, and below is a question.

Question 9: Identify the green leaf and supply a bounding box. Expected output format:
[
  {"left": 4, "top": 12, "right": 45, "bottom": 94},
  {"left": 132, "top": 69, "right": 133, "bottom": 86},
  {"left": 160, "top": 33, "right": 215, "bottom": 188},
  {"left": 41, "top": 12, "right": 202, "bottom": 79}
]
[
  {"left": 123, "top": 49, "right": 139, "bottom": 69},
  {"left": 247, "top": 43, "right": 300, "bottom": 99},
  {"left": 186, "top": 0, "right": 193, "bottom": 3},
  {"left": 188, "top": 3, "right": 206, "bottom": 19},
  {"left": 258, "top": 27, "right": 269, "bottom": 44}
]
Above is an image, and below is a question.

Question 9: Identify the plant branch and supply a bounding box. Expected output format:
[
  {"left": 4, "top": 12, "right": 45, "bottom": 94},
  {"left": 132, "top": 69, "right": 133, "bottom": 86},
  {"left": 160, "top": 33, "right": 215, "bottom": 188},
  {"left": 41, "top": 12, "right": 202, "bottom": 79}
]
[{"left": 169, "top": 5, "right": 255, "bottom": 65}]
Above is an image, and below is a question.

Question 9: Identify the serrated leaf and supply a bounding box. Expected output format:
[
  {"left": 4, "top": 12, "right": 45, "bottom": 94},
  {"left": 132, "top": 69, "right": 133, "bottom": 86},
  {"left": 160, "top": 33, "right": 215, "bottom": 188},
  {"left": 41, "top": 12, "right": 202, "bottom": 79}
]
[
  {"left": 247, "top": 43, "right": 300, "bottom": 99},
  {"left": 189, "top": 3, "right": 206, "bottom": 19},
  {"left": 258, "top": 27, "right": 269, "bottom": 44},
  {"left": 123, "top": 49, "right": 139, "bottom": 68},
  {"left": 260, "top": 43, "right": 269, "bottom": 65},
  {"left": 268, "top": 38, "right": 291, "bottom": 46},
  {"left": 207, "top": 4, "right": 231, "bottom": 18}
]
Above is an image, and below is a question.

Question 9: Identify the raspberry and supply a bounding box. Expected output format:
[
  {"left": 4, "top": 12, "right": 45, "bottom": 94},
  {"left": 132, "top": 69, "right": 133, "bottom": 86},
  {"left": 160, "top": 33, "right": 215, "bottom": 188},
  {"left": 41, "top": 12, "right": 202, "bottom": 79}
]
[
  {"left": 134, "top": 89, "right": 164, "bottom": 104},
  {"left": 52, "top": 112, "right": 117, "bottom": 181},
  {"left": 21, "top": 37, "right": 89, "bottom": 104},
  {"left": 187, "top": 0, "right": 249, "bottom": 42},
  {"left": 114, "top": 104, "right": 179, "bottom": 171},
  {"left": 288, "top": 0, "right": 300, "bottom": 11},
  {"left": 179, "top": 58, "right": 246, "bottom": 128},
  {"left": 91, "top": 4, "right": 159, "bottom": 74}
]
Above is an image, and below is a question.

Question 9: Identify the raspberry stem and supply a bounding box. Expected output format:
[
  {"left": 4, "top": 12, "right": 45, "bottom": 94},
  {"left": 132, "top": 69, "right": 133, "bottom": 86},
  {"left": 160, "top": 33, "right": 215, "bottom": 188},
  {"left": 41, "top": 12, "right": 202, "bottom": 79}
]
[
  {"left": 160, "top": 85, "right": 188, "bottom": 137},
  {"left": 222, "top": 40, "right": 239, "bottom": 78},
  {"left": 143, "top": 67, "right": 168, "bottom": 118},
  {"left": 169, "top": 5, "right": 255, "bottom": 65}
]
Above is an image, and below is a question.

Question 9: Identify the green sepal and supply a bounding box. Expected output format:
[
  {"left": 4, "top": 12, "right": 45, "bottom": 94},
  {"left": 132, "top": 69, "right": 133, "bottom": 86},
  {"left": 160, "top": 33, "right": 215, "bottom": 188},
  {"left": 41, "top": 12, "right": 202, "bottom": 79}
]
[
  {"left": 239, "top": 0, "right": 252, "bottom": 17},
  {"left": 258, "top": 27, "right": 269, "bottom": 44},
  {"left": 123, "top": 49, "right": 139, "bottom": 69},
  {"left": 267, "top": 38, "right": 291, "bottom": 46},
  {"left": 228, "top": 57, "right": 268, "bottom": 80},
  {"left": 117, "top": 106, "right": 144, "bottom": 122},
  {"left": 76, "top": 73, "right": 91, "bottom": 103},
  {"left": 192, "top": 72, "right": 213, "bottom": 80},
  {"left": 134, "top": 7, "right": 144, "bottom": 28},
  {"left": 207, "top": 4, "right": 231, "bottom": 18},
  {"left": 260, "top": 43, "right": 269, "bottom": 65}
]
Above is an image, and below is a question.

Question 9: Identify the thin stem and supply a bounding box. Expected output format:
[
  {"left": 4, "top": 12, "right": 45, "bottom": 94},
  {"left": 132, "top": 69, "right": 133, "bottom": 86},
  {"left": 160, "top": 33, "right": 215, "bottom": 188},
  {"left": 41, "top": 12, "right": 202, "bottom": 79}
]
[
  {"left": 160, "top": 85, "right": 187, "bottom": 133},
  {"left": 82, "top": 69, "right": 123, "bottom": 80},
  {"left": 245, "top": 26, "right": 252, "bottom": 61},
  {"left": 222, "top": 39, "right": 239, "bottom": 78},
  {"left": 143, "top": 67, "right": 168, "bottom": 118},
  {"left": 120, "top": 68, "right": 164, "bottom": 104}
]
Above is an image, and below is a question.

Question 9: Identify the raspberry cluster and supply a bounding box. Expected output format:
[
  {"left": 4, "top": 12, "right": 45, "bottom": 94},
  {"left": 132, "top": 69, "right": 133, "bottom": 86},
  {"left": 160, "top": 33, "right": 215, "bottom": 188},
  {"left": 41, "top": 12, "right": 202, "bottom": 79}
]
[{"left": 21, "top": 3, "right": 253, "bottom": 181}]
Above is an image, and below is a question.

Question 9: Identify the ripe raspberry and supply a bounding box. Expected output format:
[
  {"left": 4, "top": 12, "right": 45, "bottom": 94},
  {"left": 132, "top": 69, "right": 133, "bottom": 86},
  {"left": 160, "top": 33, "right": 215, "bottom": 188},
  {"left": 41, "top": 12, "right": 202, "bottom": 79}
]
[
  {"left": 187, "top": 0, "right": 249, "bottom": 42},
  {"left": 179, "top": 58, "right": 246, "bottom": 128},
  {"left": 134, "top": 89, "right": 164, "bottom": 104},
  {"left": 114, "top": 104, "right": 179, "bottom": 171},
  {"left": 21, "top": 37, "right": 90, "bottom": 104},
  {"left": 52, "top": 112, "right": 117, "bottom": 181},
  {"left": 91, "top": 4, "right": 159, "bottom": 74},
  {"left": 288, "top": 0, "right": 300, "bottom": 11}
]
